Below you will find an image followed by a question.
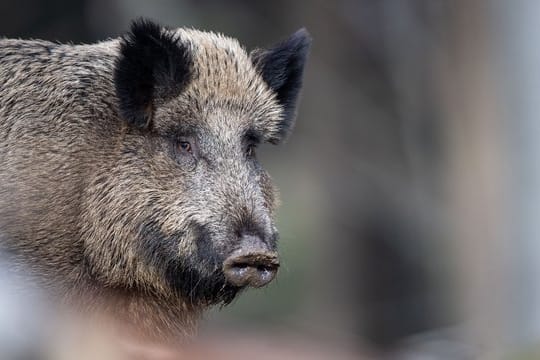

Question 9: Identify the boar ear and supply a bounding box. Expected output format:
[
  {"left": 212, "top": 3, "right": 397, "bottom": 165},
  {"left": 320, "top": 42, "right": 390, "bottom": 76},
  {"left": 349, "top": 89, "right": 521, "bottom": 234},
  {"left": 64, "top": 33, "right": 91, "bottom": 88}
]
[
  {"left": 251, "top": 28, "right": 312, "bottom": 141},
  {"left": 114, "top": 18, "right": 192, "bottom": 129}
]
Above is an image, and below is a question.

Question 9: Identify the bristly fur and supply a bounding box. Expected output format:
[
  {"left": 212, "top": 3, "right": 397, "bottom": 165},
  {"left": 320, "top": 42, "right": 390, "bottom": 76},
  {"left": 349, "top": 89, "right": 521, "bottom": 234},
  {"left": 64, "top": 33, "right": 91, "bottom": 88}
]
[
  {"left": 251, "top": 28, "right": 312, "bottom": 142},
  {"left": 0, "top": 18, "right": 310, "bottom": 340},
  {"left": 138, "top": 220, "right": 239, "bottom": 305},
  {"left": 114, "top": 18, "right": 193, "bottom": 129}
]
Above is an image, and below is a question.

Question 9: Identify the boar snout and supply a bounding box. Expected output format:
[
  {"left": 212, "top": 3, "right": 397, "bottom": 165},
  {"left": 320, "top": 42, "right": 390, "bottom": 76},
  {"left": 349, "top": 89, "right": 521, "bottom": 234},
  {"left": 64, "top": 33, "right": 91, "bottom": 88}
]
[{"left": 222, "top": 235, "right": 279, "bottom": 288}]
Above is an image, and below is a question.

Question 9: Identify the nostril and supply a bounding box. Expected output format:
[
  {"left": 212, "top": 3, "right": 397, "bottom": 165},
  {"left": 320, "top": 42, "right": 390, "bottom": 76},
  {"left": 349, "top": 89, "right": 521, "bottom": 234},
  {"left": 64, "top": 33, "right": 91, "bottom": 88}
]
[
  {"left": 234, "top": 262, "right": 249, "bottom": 269},
  {"left": 223, "top": 252, "right": 279, "bottom": 288},
  {"left": 257, "top": 265, "right": 269, "bottom": 272}
]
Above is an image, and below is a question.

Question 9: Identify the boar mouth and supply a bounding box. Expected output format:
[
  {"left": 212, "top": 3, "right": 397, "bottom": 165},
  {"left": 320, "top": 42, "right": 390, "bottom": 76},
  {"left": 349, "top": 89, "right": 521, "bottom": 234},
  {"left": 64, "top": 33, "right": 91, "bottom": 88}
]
[{"left": 138, "top": 221, "right": 278, "bottom": 305}]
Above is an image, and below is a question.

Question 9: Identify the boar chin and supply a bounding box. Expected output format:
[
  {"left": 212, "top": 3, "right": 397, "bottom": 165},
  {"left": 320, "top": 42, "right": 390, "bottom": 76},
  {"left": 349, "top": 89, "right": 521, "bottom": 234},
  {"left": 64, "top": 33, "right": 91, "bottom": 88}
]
[{"left": 163, "top": 262, "right": 240, "bottom": 305}]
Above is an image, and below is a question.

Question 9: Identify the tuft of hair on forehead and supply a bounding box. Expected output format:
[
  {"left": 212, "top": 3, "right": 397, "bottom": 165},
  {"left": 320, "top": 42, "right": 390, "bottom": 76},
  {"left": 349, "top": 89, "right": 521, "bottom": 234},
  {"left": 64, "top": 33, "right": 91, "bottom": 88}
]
[
  {"left": 114, "top": 18, "right": 193, "bottom": 129},
  {"left": 164, "top": 28, "right": 292, "bottom": 142},
  {"left": 173, "top": 28, "right": 275, "bottom": 101}
]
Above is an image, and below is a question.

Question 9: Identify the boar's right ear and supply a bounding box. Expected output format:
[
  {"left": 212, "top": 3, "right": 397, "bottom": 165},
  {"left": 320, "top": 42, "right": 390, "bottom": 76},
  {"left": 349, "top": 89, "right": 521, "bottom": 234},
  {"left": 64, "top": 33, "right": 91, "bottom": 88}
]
[{"left": 114, "top": 18, "right": 192, "bottom": 129}]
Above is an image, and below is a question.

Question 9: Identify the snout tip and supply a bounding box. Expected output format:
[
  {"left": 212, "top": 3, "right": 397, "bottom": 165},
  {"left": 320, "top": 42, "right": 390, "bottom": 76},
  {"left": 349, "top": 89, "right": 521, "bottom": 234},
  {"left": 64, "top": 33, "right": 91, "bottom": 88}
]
[{"left": 223, "top": 251, "right": 279, "bottom": 288}]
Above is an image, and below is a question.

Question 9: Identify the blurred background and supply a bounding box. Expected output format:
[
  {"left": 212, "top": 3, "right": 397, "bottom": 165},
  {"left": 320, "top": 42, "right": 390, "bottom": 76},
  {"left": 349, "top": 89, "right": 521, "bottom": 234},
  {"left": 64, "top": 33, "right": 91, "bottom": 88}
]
[{"left": 2, "top": 0, "right": 539, "bottom": 359}]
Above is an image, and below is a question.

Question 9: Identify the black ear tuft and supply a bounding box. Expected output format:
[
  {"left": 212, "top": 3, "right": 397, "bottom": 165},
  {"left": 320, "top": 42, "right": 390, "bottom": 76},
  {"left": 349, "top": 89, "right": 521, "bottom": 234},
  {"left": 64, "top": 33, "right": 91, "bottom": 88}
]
[
  {"left": 114, "top": 18, "right": 193, "bottom": 129},
  {"left": 251, "top": 28, "right": 312, "bottom": 141}
]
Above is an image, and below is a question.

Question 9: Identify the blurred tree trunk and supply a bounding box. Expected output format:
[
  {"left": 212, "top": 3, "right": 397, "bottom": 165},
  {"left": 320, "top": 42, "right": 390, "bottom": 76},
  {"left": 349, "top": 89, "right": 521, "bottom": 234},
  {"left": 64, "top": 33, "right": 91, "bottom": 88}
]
[
  {"left": 312, "top": 0, "right": 457, "bottom": 351},
  {"left": 441, "top": 1, "right": 510, "bottom": 357}
]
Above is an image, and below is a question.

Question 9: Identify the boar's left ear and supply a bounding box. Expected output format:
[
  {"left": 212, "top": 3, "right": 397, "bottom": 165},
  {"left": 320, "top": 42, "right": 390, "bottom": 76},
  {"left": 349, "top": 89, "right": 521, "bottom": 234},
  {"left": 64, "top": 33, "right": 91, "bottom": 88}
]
[
  {"left": 251, "top": 28, "right": 312, "bottom": 142},
  {"left": 114, "top": 18, "right": 192, "bottom": 129}
]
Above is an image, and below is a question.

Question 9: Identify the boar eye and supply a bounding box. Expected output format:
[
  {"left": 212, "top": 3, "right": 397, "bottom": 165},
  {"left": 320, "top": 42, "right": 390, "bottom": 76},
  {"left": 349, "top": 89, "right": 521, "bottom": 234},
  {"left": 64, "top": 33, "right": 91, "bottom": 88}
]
[
  {"left": 244, "top": 130, "right": 260, "bottom": 158},
  {"left": 178, "top": 141, "right": 192, "bottom": 153},
  {"left": 246, "top": 143, "right": 256, "bottom": 158}
]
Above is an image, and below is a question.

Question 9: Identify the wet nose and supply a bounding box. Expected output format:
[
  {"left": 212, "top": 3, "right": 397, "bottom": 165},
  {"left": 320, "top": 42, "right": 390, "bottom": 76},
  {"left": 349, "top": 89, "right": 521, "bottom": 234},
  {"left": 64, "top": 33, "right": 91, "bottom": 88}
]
[{"left": 222, "top": 235, "right": 279, "bottom": 288}]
